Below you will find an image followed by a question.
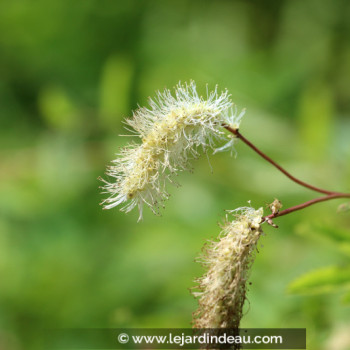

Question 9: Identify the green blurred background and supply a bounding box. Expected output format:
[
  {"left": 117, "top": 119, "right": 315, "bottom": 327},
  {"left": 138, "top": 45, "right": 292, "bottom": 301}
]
[{"left": 1, "top": 0, "right": 350, "bottom": 349}]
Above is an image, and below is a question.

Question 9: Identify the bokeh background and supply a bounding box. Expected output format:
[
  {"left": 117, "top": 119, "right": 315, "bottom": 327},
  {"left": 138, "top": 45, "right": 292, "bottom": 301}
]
[{"left": 1, "top": 0, "right": 350, "bottom": 349}]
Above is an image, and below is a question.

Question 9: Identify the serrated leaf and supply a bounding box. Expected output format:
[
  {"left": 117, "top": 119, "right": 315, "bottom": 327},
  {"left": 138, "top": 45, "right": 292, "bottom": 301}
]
[{"left": 288, "top": 266, "right": 350, "bottom": 295}]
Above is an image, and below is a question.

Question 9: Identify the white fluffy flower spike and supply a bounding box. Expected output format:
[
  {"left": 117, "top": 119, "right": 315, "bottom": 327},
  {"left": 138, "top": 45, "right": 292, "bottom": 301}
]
[
  {"left": 100, "top": 81, "right": 245, "bottom": 220},
  {"left": 193, "top": 206, "right": 264, "bottom": 328}
]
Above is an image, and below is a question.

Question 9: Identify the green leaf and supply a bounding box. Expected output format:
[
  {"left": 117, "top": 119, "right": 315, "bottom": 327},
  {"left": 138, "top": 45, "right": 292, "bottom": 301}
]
[{"left": 288, "top": 266, "right": 350, "bottom": 295}]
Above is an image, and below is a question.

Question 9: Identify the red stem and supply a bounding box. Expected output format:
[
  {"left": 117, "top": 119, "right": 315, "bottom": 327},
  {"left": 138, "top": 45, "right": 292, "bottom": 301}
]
[
  {"left": 263, "top": 193, "right": 350, "bottom": 222},
  {"left": 223, "top": 125, "right": 350, "bottom": 224},
  {"left": 224, "top": 126, "right": 341, "bottom": 196}
]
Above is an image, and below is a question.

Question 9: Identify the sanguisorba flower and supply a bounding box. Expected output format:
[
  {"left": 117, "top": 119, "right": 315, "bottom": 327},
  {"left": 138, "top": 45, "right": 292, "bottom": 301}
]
[
  {"left": 192, "top": 207, "right": 264, "bottom": 328},
  {"left": 100, "top": 81, "right": 245, "bottom": 220}
]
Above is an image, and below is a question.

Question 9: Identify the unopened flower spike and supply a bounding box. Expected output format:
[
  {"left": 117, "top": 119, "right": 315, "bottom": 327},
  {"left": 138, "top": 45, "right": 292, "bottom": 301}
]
[
  {"left": 192, "top": 206, "right": 264, "bottom": 328},
  {"left": 100, "top": 81, "right": 246, "bottom": 220}
]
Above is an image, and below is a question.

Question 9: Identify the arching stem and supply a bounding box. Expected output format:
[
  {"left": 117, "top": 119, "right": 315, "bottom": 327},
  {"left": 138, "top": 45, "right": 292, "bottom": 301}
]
[
  {"left": 223, "top": 125, "right": 350, "bottom": 225},
  {"left": 224, "top": 126, "right": 342, "bottom": 195},
  {"left": 262, "top": 193, "right": 350, "bottom": 224}
]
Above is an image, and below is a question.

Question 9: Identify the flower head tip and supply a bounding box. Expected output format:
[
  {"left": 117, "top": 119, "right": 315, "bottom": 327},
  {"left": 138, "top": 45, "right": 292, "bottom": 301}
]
[{"left": 100, "top": 81, "right": 245, "bottom": 220}]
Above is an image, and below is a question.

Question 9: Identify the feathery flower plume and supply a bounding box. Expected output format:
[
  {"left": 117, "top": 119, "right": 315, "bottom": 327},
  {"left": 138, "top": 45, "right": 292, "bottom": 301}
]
[
  {"left": 100, "top": 81, "right": 245, "bottom": 220},
  {"left": 192, "top": 207, "right": 264, "bottom": 328}
]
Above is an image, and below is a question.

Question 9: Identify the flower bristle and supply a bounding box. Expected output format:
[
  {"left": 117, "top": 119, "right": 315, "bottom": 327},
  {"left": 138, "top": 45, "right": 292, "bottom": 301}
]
[{"left": 100, "top": 81, "right": 245, "bottom": 220}]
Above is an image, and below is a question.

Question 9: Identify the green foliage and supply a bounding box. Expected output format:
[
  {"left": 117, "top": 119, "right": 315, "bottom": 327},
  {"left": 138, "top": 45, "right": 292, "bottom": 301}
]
[
  {"left": 289, "top": 220, "right": 350, "bottom": 312},
  {"left": 0, "top": 0, "right": 350, "bottom": 349}
]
